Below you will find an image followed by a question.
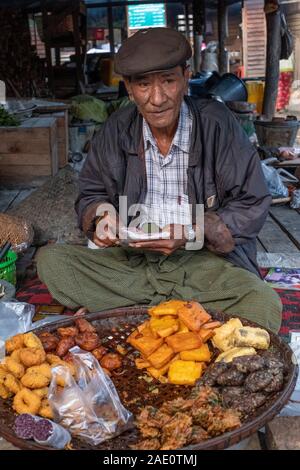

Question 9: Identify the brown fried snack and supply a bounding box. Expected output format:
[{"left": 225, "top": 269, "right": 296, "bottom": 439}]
[
  {"left": 75, "top": 332, "right": 100, "bottom": 351},
  {"left": 92, "top": 346, "right": 108, "bottom": 362},
  {"left": 57, "top": 326, "right": 79, "bottom": 338},
  {"left": 56, "top": 337, "right": 75, "bottom": 357},
  {"left": 75, "top": 318, "right": 97, "bottom": 334},
  {"left": 19, "top": 348, "right": 46, "bottom": 367},
  {"left": 23, "top": 332, "right": 43, "bottom": 349},
  {"left": 100, "top": 353, "right": 122, "bottom": 371},
  {"left": 5, "top": 334, "right": 24, "bottom": 354},
  {"left": 13, "top": 388, "right": 41, "bottom": 415},
  {"left": 3, "top": 373, "right": 21, "bottom": 394},
  {"left": 62, "top": 352, "right": 75, "bottom": 364},
  {"left": 39, "top": 332, "right": 59, "bottom": 353},
  {"left": 21, "top": 370, "right": 50, "bottom": 389},
  {"left": 4, "top": 357, "right": 25, "bottom": 379},
  {"left": 27, "top": 363, "right": 52, "bottom": 380}
]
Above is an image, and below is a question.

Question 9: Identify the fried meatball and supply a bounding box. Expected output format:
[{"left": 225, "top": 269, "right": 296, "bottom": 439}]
[
  {"left": 216, "top": 369, "right": 245, "bottom": 386},
  {"left": 39, "top": 332, "right": 59, "bottom": 353},
  {"left": 57, "top": 326, "right": 79, "bottom": 338},
  {"left": 200, "top": 362, "right": 229, "bottom": 386},
  {"left": 232, "top": 355, "right": 266, "bottom": 373},
  {"left": 233, "top": 393, "right": 267, "bottom": 416},
  {"left": 75, "top": 318, "right": 96, "bottom": 334},
  {"left": 100, "top": 353, "right": 122, "bottom": 371},
  {"left": 56, "top": 337, "right": 75, "bottom": 357},
  {"left": 75, "top": 332, "right": 100, "bottom": 351},
  {"left": 244, "top": 370, "right": 274, "bottom": 392},
  {"left": 264, "top": 371, "right": 284, "bottom": 393}
]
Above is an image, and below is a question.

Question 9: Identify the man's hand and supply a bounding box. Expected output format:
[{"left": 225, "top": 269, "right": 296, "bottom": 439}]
[
  {"left": 93, "top": 213, "right": 121, "bottom": 248},
  {"left": 204, "top": 212, "right": 234, "bottom": 255},
  {"left": 128, "top": 224, "right": 187, "bottom": 256}
]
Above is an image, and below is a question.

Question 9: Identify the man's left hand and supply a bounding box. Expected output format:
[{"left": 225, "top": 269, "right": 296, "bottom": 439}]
[{"left": 129, "top": 224, "right": 186, "bottom": 256}]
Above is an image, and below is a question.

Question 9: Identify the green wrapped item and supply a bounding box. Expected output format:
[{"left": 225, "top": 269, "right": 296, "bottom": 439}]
[
  {"left": 0, "top": 106, "right": 20, "bottom": 126},
  {"left": 70, "top": 95, "right": 108, "bottom": 123}
]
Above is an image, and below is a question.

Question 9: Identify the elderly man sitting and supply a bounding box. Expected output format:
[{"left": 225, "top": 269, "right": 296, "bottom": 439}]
[{"left": 37, "top": 28, "right": 281, "bottom": 332}]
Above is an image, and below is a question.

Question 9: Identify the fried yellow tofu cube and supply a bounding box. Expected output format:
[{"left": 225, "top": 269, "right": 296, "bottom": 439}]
[
  {"left": 178, "top": 320, "right": 189, "bottom": 333},
  {"left": 198, "top": 328, "right": 215, "bottom": 343},
  {"left": 148, "top": 300, "right": 187, "bottom": 317},
  {"left": 165, "top": 331, "right": 202, "bottom": 353},
  {"left": 127, "top": 330, "right": 164, "bottom": 357},
  {"left": 168, "top": 360, "right": 203, "bottom": 385},
  {"left": 147, "top": 344, "right": 175, "bottom": 369},
  {"left": 135, "top": 357, "right": 151, "bottom": 369},
  {"left": 178, "top": 301, "right": 211, "bottom": 332},
  {"left": 232, "top": 327, "right": 270, "bottom": 350},
  {"left": 149, "top": 316, "right": 179, "bottom": 338},
  {"left": 215, "top": 347, "right": 256, "bottom": 363},
  {"left": 137, "top": 320, "right": 158, "bottom": 338},
  {"left": 212, "top": 318, "right": 243, "bottom": 352},
  {"left": 180, "top": 343, "right": 211, "bottom": 362},
  {"left": 147, "top": 354, "right": 180, "bottom": 379}
]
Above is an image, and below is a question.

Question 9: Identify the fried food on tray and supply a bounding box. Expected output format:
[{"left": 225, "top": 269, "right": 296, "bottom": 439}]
[
  {"left": 127, "top": 330, "right": 164, "bottom": 357},
  {"left": 27, "top": 363, "right": 52, "bottom": 380},
  {"left": 75, "top": 332, "right": 100, "bottom": 351},
  {"left": 178, "top": 320, "right": 189, "bottom": 333},
  {"left": 137, "top": 321, "right": 158, "bottom": 338},
  {"left": 168, "top": 360, "right": 202, "bottom": 385},
  {"left": 149, "top": 300, "right": 187, "bottom": 317},
  {"left": 46, "top": 353, "right": 62, "bottom": 365},
  {"left": 147, "top": 344, "right": 174, "bottom": 370},
  {"left": 232, "top": 355, "right": 266, "bottom": 374},
  {"left": 180, "top": 344, "right": 211, "bottom": 362},
  {"left": 21, "top": 370, "right": 50, "bottom": 389},
  {"left": 2, "top": 373, "right": 21, "bottom": 394},
  {"left": 147, "top": 354, "right": 180, "bottom": 380},
  {"left": 100, "top": 353, "right": 122, "bottom": 371},
  {"left": 4, "top": 357, "right": 25, "bottom": 379},
  {"left": 232, "top": 326, "right": 270, "bottom": 350},
  {"left": 38, "top": 398, "right": 53, "bottom": 419},
  {"left": 13, "top": 388, "right": 41, "bottom": 415},
  {"left": 5, "top": 334, "right": 24, "bottom": 354},
  {"left": 198, "top": 328, "right": 215, "bottom": 343},
  {"left": 92, "top": 346, "right": 108, "bottom": 362},
  {"left": 23, "top": 332, "right": 43, "bottom": 350},
  {"left": 149, "top": 316, "right": 179, "bottom": 338},
  {"left": 56, "top": 336, "right": 76, "bottom": 357},
  {"left": 215, "top": 347, "right": 256, "bottom": 363},
  {"left": 75, "top": 318, "right": 97, "bottom": 333},
  {"left": 57, "top": 326, "right": 79, "bottom": 338},
  {"left": 135, "top": 357, "right": 151, "bottom": 369},
  {"left": 178, "top": 301, "right": 211, "bottom": 332},
  {"left": 202, "top": 321, "right": 222, "bottom": 330},
  {"left": 212, "top": 318, "right": 243, "bottom": 352},
  {"left": 38, "top": 332, "right": 59, "bottom": 353},
  {"left": 165, "top": 331, "right": 202, "bottom": 353},
  {"left": 19, "top": 347, "right": 46, "bottom": 367},
  {"left": 0, "top": 383, "right": 12, "bottom": 399},
  {"left": 160, "top": 412, "right": 193, "bottom": 450},
  {"left": 10, "top": 349, "right": 24, "bottom": 363},
  {"left": 32, "top": 387, "right": 48, "bottom": 399}
]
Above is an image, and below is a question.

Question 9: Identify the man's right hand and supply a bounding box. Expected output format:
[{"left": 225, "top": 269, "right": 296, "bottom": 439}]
[{"left": 93, "top": 213, "right": 120, "bottom": 248}]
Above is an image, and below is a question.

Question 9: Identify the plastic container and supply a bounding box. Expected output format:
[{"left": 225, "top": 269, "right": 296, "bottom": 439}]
[
  {"left": 246, "top": 81, "right": 265, "bottom": 114},
  {"left": 0, "top": 250, "right": 17, "bottom": 286},
  {"left": 254, "top": 119, "right": 300, "bottom": 147},
  {"left": 209, "top": 73, "right": 248, "bottom": 102}
]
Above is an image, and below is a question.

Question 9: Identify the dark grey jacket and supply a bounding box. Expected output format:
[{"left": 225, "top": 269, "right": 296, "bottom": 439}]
[{"left": 75, "top": 96, "right": 271, "bottom": 277}]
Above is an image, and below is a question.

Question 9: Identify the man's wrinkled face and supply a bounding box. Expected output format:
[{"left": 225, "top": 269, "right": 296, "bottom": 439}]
[{"left": 124, "top": 66, "right": 189, "bottom": 130}]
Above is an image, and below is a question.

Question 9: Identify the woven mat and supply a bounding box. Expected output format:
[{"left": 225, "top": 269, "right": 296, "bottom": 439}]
[{"left": 8, "top": 166, "right": 86, "bottom": 246}]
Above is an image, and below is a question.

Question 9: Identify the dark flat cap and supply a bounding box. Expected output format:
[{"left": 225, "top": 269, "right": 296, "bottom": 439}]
[{"left": 114, "top": 27, "right": 192, "bottom": 76}]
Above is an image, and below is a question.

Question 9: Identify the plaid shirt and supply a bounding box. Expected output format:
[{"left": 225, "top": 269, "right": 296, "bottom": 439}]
[{"left": 141, "top": 101, "right": 193, "bottom": 229}]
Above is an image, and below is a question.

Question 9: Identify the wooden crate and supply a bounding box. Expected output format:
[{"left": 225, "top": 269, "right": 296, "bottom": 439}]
[
  {"left": 0, "top": 117, "right": 58, "bottom": 185},
  {"left": 38, "top": 110, "right": 69, "bottom": 168}
]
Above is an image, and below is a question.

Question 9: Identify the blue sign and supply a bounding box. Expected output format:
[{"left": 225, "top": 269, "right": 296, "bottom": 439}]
[{"left": 128, "top": 4, "right": 166, "bottom": 30}]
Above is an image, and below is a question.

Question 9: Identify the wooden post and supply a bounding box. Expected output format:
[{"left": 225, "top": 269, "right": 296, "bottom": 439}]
[
  {"left": 193, "top": 0, "right": 206, "bottom": 74},
  {"left": 262, "top": 0, "right": 281, "bottom": 118},
  {"left": 218, "top": 0, "right": 228, "bottom": 75}
]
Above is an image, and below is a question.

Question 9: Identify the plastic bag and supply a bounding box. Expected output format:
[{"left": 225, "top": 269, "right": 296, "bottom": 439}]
[
  {"left": 0, "top": 213, "right": 34, "bottom": 253},
  {"left": 48, "top": 347, "right": 133, "bottom": 445},
  {"left": 14, "top": 414, "right": 71, "bottom": 449},
  {"left": 0, "top": 301, "right": 34, "bottom": 341},
  {"left": 290, "top": 189, "right": 300, "bottom": 209},
  {"left": 261, "top": 161, "right": 289, "bottom": 198}
]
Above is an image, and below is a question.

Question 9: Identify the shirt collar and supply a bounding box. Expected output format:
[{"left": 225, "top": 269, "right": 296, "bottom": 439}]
[{"left": 143, "top": 101, "right": 192, "bottom": 153}]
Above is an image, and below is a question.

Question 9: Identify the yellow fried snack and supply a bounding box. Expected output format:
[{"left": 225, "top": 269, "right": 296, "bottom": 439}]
[
  {"left": 165, "top": 331, "right": 202, "bottom": 353},
  {"left": 5, "top": 357, "right": 25, "bottom": 379},
  {"left": 27, "top": 363, "right": 52, "bottom": 380},
  {"left": 149, "top": 316, "right": 179, "bottom": 338},
  {"left": 148, "top": 300, "right": 187, "bottom": 317},
  {"left": 19, "top": 347, "right": 46, "bottom": 367},
  {"left": 212, "top": 318, "right": 243, "bottom": 352},
  {"left": 32, "top": 387, "right": 49, "bottom": 399},
  {"left": 38, "top": 398, "right": 53, "bottom": 419},
  {"left": 198, "top": 328, "right": 215, "bottom": 343},
  {"left": 215, "top": 347, "right": 256, "bottom": 363},
  {"left": 21, "top": 370, "right": 50, "bottom": 389},
  {"left": 147, "top": 344, "right": 175, "bottom": 369},
  {"left": 137, "top": 321, "right": 158, "bottom": 338},
  {"left": 178, "top": 301, "right": 211, "bottom": 332},
  {"left": 46, "top": 353, "right": 63, "bottom": 365},
  {"left": 5, "top": 334, "right": 24, "bottom": 354},
  {"left": 10, "top": 348, "right": 24, "bottom": 363},
  {"left": 13, "top": 388, "right": 41, "bottom": 415},
  {"left": 168, "top": 360, "right": 203, "bottom": 385},
  {"left": 178, "top": 320, "right": 189, "bottom": 333},
  {"left": 180, "top": 344, "right": 211, "bottom": 362},
  {"left": 23, "top": 332, "right": 43, "bottom": 349},
  {"left": 0, "top": 365, "right": 7, "bottom": 382},
  {"left": 135, "top": 357, "right": 151, "bottom": 369},
  {"left": 3, "top": 373, "right": 21, "bottom": 394},
  {"left": 127, "top": 330, "right": 164, "bottom": 357},
  {"left": 147, "top": 354, "right": 180, "bottom": 380},
  {"left": 0, "top": 383, "right": 13, "bottom": 399},
  {"left": 232, "top": 327, "right": 270, "bottom": 350}
]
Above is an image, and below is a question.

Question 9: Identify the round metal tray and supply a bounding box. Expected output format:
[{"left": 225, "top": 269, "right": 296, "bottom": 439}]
[{"left": 0, "top": 307, "right": 298, "bottom": 450}]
